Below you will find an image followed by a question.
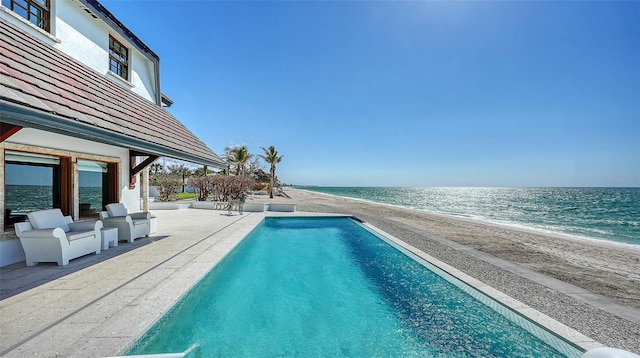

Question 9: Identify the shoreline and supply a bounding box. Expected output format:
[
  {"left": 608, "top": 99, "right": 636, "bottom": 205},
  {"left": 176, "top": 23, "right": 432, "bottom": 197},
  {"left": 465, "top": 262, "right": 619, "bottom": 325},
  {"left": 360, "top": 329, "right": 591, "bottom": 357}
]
[
  {"left": 294, "top": 188, "right": 640, "bottom": 249},
  {"left": 1, "top": 194, "right": 637, "bottom": 356},
  {"left": 282, "top": 189, "right": 640, "bottom": 276},
  {"left": 253, "top": 188, "right": 640, "bottom": 352}
]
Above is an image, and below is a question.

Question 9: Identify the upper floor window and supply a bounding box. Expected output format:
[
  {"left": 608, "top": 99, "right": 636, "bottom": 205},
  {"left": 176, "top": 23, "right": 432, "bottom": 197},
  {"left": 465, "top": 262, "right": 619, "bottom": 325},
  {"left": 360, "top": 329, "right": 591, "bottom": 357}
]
[
  {"left": 2, "top": 0, "right": 50, "bottom": 32},
  {"left": 109, "top": 35, "right": 129, "bottom": 81}
]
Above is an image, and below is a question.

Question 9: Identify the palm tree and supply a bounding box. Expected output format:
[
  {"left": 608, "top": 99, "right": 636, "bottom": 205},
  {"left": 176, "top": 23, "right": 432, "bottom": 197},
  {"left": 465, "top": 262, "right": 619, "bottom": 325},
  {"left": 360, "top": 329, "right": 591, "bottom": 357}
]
[
  {"left": 259, "top": 146, "right": 283, "bottom": 199},
  {"left": 150, "top": 163, "right": 163, "bottom": 175},
  {"left": 168, "top": 163, "right": 192, "bottom": 193},
  {"left": 231, "top": 145, "right": 252, "bottom": 176},
  {"left": 193, "top": 166, "right": 213, "bottom": 177},
  {"left": 221, "top": 146, "right": 234, "bottom": 176}
]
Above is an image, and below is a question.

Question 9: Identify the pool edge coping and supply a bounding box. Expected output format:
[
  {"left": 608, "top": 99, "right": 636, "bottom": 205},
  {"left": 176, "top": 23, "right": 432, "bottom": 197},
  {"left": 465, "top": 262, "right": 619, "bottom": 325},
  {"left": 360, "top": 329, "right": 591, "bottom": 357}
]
[
  {"left": 108, "top": 212, "right": 348, "bottom": 356},
  {"left": 359, "top": 220, "right": 604, "bottom": 352},
  {"left": 124, "top": 213, "right": 602, "bottom": 355},
  {"left": 86, "top": 211, "right": 603, "bottom": 357}
]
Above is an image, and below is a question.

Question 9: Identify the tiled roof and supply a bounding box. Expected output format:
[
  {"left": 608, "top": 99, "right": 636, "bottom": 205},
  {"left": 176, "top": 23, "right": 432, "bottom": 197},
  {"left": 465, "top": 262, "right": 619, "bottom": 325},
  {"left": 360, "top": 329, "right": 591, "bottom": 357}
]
[{"left": 0, "top": 18, "right": 225, "bottom": 168}]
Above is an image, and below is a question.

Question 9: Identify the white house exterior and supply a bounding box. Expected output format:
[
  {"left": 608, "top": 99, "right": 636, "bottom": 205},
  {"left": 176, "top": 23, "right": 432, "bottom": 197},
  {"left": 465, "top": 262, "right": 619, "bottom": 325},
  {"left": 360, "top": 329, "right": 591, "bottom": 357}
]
[
  {"left": 0, "top": 0, "right": 224, "bottom": 266},
  {"left": 1, "top": 0, "right": 160, "bottom": 103}
]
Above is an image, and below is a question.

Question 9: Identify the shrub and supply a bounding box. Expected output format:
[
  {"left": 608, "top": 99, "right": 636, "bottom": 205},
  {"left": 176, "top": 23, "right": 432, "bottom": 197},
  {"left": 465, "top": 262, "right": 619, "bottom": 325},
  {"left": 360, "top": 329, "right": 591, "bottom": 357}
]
[
  {"left": 150, "top": 173, "right": 182, "bottom": 202},
  {"left": 187, "top": 176, "right": 211, "bottom": 201},
  {"left": 212, "top": 175, "right": 255, "bottom": 201},
  {"left": 253, "top": 183, "right": 268, "bottom": 191},
  {"left": 187, "top": 175, "right": 255, "bottom": 202}
]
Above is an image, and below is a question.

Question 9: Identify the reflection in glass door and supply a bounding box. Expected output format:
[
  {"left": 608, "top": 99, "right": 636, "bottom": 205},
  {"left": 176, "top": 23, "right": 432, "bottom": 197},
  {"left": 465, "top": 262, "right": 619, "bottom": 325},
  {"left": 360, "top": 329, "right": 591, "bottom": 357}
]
[
  {"left": 4, "top": 151, "right": 61, "bottom": 226},
  {"left": 78, "top": 160, "right": 108, "bottom": 218}
]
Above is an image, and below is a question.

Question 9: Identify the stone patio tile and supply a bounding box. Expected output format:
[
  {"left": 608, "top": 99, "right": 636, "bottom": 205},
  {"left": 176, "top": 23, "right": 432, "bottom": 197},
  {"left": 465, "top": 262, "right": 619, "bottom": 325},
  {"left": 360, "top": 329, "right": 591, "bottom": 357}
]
[
  {"left": 7, "top": 323, "right": 99, "bottom": 357},
  {"left": 65, "top": 337, "right": 133, "bottom": 358}
]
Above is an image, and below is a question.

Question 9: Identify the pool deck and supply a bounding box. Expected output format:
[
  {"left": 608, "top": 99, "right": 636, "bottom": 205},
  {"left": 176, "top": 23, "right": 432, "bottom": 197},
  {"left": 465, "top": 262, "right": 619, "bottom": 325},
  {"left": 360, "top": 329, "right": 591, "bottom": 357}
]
[
  {"left": 0, "top": 210, "right": 267, "bottom": 357},
  {"left": 0, "top": 208, "right": 624, "bottom": 357}
]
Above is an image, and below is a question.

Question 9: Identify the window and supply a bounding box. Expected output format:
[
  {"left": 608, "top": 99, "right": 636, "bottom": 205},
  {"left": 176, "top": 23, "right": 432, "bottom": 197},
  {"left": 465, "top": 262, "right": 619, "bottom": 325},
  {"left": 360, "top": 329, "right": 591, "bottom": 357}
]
[
  {"left": 78, "top": 160, "right": 108, "bottom": 218},
  {"left": 4, "top": 152, "right": 62, "bottom": 226},
  {"left": 3, "top": 151, "right": 119, "bottom": 229},
  {"left": 109, "top": 35, "right": 129, "bottom": 81},
  {"left": 2, "top": 0, "right": 50, "bottom": 32}
]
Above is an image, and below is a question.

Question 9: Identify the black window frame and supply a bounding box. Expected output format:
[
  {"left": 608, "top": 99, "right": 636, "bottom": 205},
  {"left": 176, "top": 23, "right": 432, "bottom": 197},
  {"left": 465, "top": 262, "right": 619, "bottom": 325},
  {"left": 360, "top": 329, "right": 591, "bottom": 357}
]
[
  {"left": 4, "top": 154, "right": 62, "bottom": 228},
  {"left": 109, "top": 35, "right": 129, "bottom": 81},
  {"left": 3, "top": 0, "right": 50, "bottom": 32}
]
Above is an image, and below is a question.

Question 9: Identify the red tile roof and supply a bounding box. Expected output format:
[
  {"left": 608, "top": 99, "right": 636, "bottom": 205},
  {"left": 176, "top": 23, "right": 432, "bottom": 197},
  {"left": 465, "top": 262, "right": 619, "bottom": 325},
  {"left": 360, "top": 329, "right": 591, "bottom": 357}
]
[{"left": 0, "top": 18, "right": 225, "bottom": 168}]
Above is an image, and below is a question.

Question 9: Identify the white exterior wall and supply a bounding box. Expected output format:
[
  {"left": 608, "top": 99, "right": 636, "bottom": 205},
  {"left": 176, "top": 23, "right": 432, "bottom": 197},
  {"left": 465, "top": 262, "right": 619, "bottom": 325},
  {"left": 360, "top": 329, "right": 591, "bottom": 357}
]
[
  {"left": 0, "top": 239, "right": 25, "bottom": 267},
  {"left": 129, "top": 50, "right": 158, "bottom": 100},
  {"left": 0, "top": 0, "right": 160, "bottom": 266},
  {"left": 1, "top": 0, "right": 157, "bottom": 214},
  {"left": 0, "top": 0, "right": 157, "bottom": 103}
]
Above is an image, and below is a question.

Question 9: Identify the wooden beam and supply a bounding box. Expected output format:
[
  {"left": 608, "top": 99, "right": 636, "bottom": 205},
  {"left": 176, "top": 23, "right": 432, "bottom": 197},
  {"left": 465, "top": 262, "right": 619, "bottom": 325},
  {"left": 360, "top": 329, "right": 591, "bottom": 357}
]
[
  {"left": 129, "top": 155, "right": 136, "bottom": 189},
  {"left": 132, "top": 155, "right": 160, "bottom": 177},
  {"left": 107, "top": 162, "right": 119, "bottom": 204},
  {"left": 129, "top": 151, "right": 159, "bottom": 189},
  {"left": 0, "top": 123, "right": 22, "bottom": 142},
  {"left": 60, "top": 157, "right": 73, "bottom": 216}
]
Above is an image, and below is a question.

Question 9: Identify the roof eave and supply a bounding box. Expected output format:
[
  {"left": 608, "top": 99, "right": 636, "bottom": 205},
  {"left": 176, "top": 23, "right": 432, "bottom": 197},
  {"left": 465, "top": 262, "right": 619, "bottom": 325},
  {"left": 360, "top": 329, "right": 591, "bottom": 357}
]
[{"left": 1, "top": 100, "right": 226, "bottom": 169}]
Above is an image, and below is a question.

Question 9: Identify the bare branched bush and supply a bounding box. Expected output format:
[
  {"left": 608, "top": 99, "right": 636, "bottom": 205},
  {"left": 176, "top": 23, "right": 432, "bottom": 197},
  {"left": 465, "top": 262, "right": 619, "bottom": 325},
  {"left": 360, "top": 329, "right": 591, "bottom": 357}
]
[
  {"left": 187, "top": 176, "right": 211, "bottom": 201},
  {"left": 150, "top": 173, "right": 182, "bottom": 202},
  {"left": 186, "top": 175, "right": 255, "bottom": 202},
  {"left": 210, "top": 175, "right": 255, "bottom": 201},
  {"left": 253, "top": 183, "right": 268, "bottom": 191}
]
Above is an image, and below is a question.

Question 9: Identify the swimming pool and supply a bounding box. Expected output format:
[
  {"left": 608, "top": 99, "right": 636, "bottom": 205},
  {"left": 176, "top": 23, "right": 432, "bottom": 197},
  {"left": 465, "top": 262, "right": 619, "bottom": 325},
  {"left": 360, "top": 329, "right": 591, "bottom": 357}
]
[{"left": 126, "top": 216, "right": 584, "bottom": 357}]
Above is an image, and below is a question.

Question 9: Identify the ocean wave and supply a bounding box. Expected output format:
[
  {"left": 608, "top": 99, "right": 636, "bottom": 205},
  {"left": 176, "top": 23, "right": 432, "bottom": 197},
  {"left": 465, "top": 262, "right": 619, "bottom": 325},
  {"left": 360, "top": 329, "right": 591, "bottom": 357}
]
[{"left": 295, "top": 186, "right": 640, "bottom": 247}]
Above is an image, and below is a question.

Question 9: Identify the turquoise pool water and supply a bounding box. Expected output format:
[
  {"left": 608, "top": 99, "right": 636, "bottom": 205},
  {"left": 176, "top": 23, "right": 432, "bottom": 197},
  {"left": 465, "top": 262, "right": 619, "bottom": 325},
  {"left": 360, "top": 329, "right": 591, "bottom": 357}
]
[{"left": 127, "top": 217, "right": 583, "bottom": 357}]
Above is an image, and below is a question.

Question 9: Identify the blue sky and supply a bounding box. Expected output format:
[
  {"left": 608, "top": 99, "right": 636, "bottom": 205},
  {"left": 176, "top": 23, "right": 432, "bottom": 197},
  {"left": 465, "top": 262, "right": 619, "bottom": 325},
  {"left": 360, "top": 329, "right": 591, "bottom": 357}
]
[{"left": 102, "top": 0, "right": 639, "bottom": 187}]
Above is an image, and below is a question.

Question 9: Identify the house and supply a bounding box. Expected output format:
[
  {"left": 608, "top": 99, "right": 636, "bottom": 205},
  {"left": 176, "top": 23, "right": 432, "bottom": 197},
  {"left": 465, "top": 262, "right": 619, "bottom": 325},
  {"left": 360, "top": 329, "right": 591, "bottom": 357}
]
[{"left": 0, "top": 0, "right": 225, "bottom": 266}]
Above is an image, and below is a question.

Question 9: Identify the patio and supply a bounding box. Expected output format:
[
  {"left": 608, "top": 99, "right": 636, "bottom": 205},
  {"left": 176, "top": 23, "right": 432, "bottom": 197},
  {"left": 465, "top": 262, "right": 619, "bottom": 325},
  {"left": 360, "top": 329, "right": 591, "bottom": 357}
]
[
  {"left": 0, "top": 205, "right": 615, "bottom": 357},
  {"left": 0, "top": 209, "right": 267, "bottom": 357}
]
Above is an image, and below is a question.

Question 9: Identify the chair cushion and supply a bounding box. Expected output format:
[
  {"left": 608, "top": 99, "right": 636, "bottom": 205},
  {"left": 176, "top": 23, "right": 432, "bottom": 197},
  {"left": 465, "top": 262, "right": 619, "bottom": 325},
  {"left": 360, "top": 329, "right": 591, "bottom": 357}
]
[
  {"left": 66, "top": 230, "right": 95, "bottom": 241},
  {"left": 27, "top": 209, "right": 70, "bottom": 232},
  {"left": 132, "top": 219, "right": 149, "bottom": 227},
  {"left": 106, "top": 203, "right": 128, "bottom": 217}
]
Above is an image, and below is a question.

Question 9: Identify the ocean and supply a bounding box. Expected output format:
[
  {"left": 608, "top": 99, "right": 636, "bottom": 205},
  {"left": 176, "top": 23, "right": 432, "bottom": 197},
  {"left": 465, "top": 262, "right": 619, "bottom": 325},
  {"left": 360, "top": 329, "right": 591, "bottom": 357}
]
[
  {"left": 5, "top": 185, "right": 103, "bottom": 214},
  {"left": 294, "top": 186, "right": 640, "bottom": 247}
]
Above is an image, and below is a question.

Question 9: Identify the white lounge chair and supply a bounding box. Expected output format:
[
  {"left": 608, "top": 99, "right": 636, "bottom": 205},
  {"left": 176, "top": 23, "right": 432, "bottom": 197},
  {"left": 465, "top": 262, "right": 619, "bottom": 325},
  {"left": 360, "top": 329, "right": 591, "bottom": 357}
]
[
  {"left": 15, "top": 208, "right": 102, "bottom": 266},
  {"left": 100, "top": 203, "right": 151, "bottom": 243}
]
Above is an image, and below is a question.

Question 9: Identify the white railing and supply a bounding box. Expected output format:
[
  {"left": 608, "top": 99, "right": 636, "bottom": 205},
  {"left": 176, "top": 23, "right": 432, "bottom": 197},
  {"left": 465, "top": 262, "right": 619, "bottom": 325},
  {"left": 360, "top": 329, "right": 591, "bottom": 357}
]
[{"left": 106, "top": 343, "right": 200, "bottom": 358}]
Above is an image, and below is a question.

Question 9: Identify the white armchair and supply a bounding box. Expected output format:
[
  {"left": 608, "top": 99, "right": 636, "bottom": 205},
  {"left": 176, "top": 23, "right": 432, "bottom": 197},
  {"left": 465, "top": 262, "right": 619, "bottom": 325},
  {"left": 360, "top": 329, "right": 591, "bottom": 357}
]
[
  {"left": 15, "top": 209, "right": 102, "bottom": 266},
  {"left": 100, "top": 203, "right": 151, "bottom": 243}
]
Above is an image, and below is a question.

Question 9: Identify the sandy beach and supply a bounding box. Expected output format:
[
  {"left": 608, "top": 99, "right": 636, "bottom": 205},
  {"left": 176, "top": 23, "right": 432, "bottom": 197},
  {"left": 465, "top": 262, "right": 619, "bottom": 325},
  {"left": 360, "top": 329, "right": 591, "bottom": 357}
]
[
  {"left": 1, "top": 190, "right": 638, "bottom": 356},
  {"left": 251, "top": 188, "right": 640, "bottom": 353}
]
